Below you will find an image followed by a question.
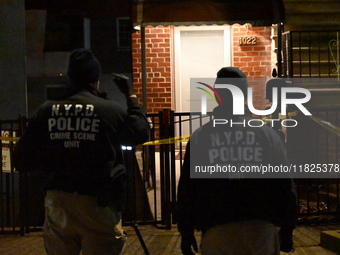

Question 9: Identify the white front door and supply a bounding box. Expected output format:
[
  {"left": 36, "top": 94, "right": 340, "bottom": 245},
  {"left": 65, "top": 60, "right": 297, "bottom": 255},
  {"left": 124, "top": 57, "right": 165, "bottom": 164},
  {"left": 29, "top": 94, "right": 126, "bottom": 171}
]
[{"left": 174, "top": 25, "right": 231, "bottom": 112}]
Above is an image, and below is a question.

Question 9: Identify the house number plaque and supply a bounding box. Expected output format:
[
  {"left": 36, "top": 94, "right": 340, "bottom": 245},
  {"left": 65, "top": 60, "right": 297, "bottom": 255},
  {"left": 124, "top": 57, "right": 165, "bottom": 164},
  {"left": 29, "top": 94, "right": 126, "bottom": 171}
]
[{"left": 239, "top": 36, "right": 257, "bottom": 46}]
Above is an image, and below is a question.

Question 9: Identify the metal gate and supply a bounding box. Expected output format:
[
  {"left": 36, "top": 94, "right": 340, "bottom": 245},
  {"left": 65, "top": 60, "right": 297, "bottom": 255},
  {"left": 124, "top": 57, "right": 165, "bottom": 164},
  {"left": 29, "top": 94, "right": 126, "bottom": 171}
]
[
  {"left": 144, "top": 109, "right": 340, "bottom": 227},
  {"left": 2, "top": 109, "right": 340, "bottom": 234},
  {"left": 142, "top": 109, "right": 213, "bottom": 229},
  {"left": 0, "top": 117, "right": 26, "bottom": 234}
]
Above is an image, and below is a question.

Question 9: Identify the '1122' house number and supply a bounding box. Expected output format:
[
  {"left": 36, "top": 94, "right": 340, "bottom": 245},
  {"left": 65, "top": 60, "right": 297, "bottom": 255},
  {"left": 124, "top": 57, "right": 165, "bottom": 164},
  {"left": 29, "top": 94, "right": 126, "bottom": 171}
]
[{"left": 239, "top": 36, "right": 257, "bottom": 46}]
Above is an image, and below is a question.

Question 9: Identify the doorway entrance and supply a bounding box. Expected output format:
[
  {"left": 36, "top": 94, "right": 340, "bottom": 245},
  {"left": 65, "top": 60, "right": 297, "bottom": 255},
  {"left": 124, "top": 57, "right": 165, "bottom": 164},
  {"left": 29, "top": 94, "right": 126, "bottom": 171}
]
[{"left": 174, "top": 25, "right": 232, "bottom": 112}]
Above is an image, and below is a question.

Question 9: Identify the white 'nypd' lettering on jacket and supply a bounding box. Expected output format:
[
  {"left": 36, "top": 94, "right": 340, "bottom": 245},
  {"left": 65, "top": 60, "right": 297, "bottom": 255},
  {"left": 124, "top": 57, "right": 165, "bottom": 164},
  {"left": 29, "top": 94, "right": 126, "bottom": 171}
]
[{"left": 48, "top": 104, "right": 101, "bottom": 147}]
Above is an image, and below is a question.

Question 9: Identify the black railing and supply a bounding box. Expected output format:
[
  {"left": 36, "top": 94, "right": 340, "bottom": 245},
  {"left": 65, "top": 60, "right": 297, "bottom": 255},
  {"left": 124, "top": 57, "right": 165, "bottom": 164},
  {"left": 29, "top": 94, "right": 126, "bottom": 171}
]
[
  {"left": 142, "top": 110, "right": 213, "bottom": 229},
  {"left": 2, "top": 109, "right": 340, "bottom": 234},
  {"left": 144, "top": 109, "right": 340, "bottom": 227},
  {"left": 288, "top": 107, "right": 340, "bottom": 222},
  {"left": 0, "top": 117, "right": 26, "bottom": 235},
  {"left": 282, "top": 30, "right": 340, "bottom": 81}
]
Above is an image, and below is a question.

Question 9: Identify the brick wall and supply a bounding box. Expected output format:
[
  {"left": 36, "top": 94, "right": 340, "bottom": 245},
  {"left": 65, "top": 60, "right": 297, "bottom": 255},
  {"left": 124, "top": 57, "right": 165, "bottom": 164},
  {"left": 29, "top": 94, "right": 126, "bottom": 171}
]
[
  {"left": 232, "top": 24, "right": 273, "bottom": 110},
  {"left": 132, "top": 25, "right": 274, "bottom": 113},
  {"left": 132, "top": 26, "right": 172, "bottom": 114},
  {"left": 233, "top": 25, "right": 273, "bottom": 77}
]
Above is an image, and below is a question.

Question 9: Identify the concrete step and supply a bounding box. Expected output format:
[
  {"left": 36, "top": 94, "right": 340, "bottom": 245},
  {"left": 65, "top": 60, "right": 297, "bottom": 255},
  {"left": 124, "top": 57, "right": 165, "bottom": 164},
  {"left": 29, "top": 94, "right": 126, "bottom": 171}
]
[{"left": 321, "top": 230, "right": 340, "bottom": 254}]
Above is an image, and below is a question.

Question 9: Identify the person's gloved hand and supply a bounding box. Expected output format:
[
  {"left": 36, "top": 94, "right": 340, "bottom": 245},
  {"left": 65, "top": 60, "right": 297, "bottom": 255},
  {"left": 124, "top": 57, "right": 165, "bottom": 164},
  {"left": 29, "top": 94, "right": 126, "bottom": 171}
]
[
  {"left": 279, "top": 228, "right": 294, "bottom": 253},
  {"left": 113, "top": 73, "right": 134, "bottom": 97},
  {"left": 181, "top": 233, "right": 198, "bottom": 255}
]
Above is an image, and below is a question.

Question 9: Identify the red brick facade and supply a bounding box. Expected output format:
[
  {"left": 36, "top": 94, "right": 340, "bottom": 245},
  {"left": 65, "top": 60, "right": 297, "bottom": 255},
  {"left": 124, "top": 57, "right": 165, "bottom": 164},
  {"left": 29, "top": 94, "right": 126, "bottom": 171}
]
[
  {"left": 132, "top": 26, "right": 172, "bottom": 114},
  {"left": 232, "top": 25, "right": 273, "bottom": 109},
  {"left": 132, "top": 24, "right": 274, "bottom": 113},
  {"left": 233, "top": 25, "right": 273, "bottom": 78}
]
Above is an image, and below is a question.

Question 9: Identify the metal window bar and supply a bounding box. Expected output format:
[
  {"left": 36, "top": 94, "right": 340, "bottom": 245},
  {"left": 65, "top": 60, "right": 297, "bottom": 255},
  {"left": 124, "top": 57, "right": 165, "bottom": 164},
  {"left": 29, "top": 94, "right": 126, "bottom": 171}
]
[
  {"left": 169, "top": 111, "right": 176, "bottom": 225},
  {"left": 143, "top": 113, "right": 159, "bottom": 224},
  {"left": 298, "top": 32, "right": 302, "bottom": 77},
  {"left": 308, "top": 32, "right": 312, "bottom": 77},
  {"left": 283, "top": 30, "right": 340, "bottom": 79},
  {"left": 318, "top": 31, "right": 321, "bottom": 77}
]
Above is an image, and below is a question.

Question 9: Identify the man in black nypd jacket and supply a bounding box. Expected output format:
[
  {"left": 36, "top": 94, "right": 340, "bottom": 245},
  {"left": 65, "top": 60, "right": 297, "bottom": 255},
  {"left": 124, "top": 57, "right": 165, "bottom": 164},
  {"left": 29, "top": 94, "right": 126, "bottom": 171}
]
[
  {"left": 13, "top": 48, "right": 150, "bottom": 255},
  {"left": 177, "top": 67, "right": 298, "bottom": 255}
]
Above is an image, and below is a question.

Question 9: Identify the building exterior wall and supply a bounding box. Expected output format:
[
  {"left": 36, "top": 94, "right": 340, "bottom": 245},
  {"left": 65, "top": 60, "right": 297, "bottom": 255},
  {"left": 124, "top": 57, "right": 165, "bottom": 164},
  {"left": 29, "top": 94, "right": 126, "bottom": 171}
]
[
  {"left": 24, "top": 2, "right": 132, "bottom": 117},
  {"left": 232, "top": 25, "right": 273, "bottom": 78},
  {"left": 132, "top": 24, "right": 274, "bottom": 113},
  {"left": 232, "top": 25, "right": 273, "bottom": 110},
  {"left": 132, "top": 26, "right": 173, "bottom": 114},
  {"left": 0, "top": 0, "right": 27, "bottom": 120}
]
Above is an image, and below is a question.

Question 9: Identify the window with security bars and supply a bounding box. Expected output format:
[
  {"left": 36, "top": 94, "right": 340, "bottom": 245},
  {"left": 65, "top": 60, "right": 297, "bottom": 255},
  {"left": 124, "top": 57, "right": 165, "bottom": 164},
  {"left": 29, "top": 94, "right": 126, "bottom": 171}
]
[{"left": 117, "top": 17, "right": 131, "bottom": 49}]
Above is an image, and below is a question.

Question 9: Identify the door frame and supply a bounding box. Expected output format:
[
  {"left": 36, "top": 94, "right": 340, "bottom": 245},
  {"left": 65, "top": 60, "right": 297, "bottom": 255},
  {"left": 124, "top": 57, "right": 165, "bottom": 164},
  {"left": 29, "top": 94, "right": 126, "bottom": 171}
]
[{"left": 173, "top": 25, "right": 232, "bottom": 112}]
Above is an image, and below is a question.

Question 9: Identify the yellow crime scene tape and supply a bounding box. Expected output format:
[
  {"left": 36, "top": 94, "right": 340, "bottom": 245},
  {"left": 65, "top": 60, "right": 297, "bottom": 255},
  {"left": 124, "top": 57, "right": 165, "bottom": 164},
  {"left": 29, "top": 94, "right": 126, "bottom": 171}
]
[
  {"left": 142, "top": 135, "right": 190, "bottom": 146},
  {"left": 0, "top": 136, "right": 20, "bottom": 142},
  {"left": 1, "top": 111, "right": 340, "bottom": 145},
  {"left": 281, "top": 110, "right": 340, "bottom": 138},
  {"left": 270, "top": 110, "right": 340, "bottom": 137},
  {"left": 309, "top": 115, "right": 340, "bottom": 137},
  {"left": 281, "top": 109, "right": 340, "bottom": 137},
  {"left": 0, "top": 135, "right": 190, "bottom": 145},
  {"left": 261, "top": 110, "right": 299, "bottom": 122}
]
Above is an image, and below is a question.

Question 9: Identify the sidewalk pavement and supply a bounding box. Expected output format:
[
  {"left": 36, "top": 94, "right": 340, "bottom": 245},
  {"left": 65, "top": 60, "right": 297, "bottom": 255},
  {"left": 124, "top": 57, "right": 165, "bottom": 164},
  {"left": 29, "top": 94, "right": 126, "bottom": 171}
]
[{"left": 0, "top": 224, "right": 339, "bottom": 255}]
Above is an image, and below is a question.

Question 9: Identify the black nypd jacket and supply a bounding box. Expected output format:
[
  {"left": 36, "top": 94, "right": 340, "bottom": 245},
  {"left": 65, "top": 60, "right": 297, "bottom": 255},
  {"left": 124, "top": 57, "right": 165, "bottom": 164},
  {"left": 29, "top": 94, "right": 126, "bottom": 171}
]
[
  {"left": 177, "top": 106, "right": 298, "bottom": 235},
  {"left": 13, "top": 86, "right": 149, "bottom": 208}
]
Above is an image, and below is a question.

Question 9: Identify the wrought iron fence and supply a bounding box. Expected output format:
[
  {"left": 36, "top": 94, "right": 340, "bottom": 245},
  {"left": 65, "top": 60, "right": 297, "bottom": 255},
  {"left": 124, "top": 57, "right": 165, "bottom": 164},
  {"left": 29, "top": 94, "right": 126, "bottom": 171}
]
[
  {"left": 0, "top": 117, "right": 25, "bottom": 234},
  {"left": 282, "top": 30, "right": 340, "bottom": 81},
  {"left": 2, "top": 109, "right": 340, "bottom": 234},
  {"left": 141, "top": 110, "right": 213, "bottom": 229},
  {"left": 144, "top": 110, "right": 340, "bottom": 227},
  {"left": 287, "top": 107, "right": 340, "bottom": 223}
]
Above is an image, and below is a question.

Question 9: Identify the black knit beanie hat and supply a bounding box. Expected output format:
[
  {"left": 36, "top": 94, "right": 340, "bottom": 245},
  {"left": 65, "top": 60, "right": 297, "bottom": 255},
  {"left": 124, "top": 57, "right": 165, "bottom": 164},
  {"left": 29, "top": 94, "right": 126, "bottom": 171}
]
[
  {"left": 67, "top": 48, "right": 101, "bottom": 86},
  {"left": 215, "top": 67, "right": 248, "bottom": 99},
  {"left": 213, "top": 67, "right": 249, "bottom": 118}
]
